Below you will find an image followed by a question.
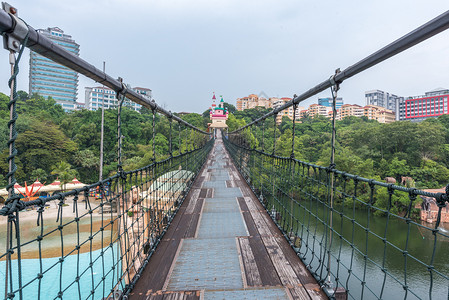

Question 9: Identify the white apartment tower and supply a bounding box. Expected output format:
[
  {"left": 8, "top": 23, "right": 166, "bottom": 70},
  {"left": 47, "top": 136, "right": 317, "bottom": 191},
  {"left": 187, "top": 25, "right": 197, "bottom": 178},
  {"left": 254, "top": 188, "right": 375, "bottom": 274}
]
[{"left": 29, "top": 27, "right": 79, "bottom": 111}]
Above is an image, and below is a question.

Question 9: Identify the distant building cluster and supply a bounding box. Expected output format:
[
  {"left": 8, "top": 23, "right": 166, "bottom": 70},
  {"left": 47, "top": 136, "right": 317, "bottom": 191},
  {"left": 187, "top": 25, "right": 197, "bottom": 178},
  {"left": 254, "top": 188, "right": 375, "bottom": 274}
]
[
  {"left": 236, "top": 94, "right": 300, "bottom": 123},
  {"left": 29, "top": 27, "right": 152, "bottom": 112},
  {"left": 365, "top": 88, "right": 449, "bottom": 122},
  {"left": 236, "top": 88, "right": 449, "bottom": 124},
  {"left": 236, "top": 93, "right": 395, "bottom": 124}
]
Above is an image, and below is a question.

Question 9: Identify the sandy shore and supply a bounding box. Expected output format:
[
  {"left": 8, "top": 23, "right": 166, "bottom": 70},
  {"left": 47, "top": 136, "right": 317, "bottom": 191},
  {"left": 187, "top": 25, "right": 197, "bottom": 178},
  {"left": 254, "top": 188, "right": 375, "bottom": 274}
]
[{"left": 0, "top": 197, "right": 110, "bottom": 226}]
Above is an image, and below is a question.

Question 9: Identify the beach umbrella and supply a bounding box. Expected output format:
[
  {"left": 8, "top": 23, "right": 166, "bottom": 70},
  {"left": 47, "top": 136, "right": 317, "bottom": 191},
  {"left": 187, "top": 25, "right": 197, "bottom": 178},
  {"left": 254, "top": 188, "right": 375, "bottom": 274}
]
[
  {"left": 71, "top": 178, "right": 82, "bottom": 185},
  {"left": 44, "top": 179, "right": 63, "bottom": 192},
  {"left": 31, "top": 180, "right": 44, "bottom": 188},
  {"left": 64, "top": 178, "right": 86, "bottom": 190},
  {"left": 50, "top": 178, "right": 61, "bottom": 186}
]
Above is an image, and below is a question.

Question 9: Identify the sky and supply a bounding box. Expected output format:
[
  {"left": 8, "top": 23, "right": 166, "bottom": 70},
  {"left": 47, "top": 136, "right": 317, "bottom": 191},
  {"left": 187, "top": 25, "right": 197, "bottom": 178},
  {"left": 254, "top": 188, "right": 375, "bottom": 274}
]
[{"left": 1, "top": 0, "right": 449, "bottom": 113}]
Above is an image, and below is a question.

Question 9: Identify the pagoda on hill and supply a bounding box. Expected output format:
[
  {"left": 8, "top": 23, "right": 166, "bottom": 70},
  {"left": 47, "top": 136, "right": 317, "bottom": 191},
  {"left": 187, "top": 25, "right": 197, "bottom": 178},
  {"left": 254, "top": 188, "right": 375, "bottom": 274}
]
[{"left": 208, "top": 93, "right": 228, "bottom": 133}]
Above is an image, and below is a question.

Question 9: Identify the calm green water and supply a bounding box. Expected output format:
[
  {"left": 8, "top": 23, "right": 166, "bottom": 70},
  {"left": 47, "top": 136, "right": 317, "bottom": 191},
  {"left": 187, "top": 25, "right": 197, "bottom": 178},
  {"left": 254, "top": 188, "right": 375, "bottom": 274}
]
[{"left": 270, "top": 196, "right": 449, "bottom": 300}]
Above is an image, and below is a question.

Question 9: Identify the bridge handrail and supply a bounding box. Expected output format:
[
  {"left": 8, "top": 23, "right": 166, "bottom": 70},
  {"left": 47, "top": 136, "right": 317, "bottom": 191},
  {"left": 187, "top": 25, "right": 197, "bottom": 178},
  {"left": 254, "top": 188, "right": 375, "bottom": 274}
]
[
  {"left": 0, "top": 9, "right": 207, "bottom": 134},
  {"left": 230, "top": 10, "right": 449, "bottom": 133},
  {"left": 239, "top": 146, "right": 449, "bottom": 209}
]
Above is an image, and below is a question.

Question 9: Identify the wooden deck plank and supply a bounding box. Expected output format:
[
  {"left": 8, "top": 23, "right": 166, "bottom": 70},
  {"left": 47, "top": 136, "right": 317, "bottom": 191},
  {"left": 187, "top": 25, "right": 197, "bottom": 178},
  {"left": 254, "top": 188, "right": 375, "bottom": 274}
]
[
  {"left": 145, "top": 290, "right": 200, "bottom": 300},
  {"left": 237, "top": 197, "right": 259, "bottom": 237},
  {"left": 198, "top": 188, "right": 208, "bottom": 198},
  {"left": 244, "top": 197, "right": 273, "bottom": 237},
  {"left": 184, "top": 210, "right": 202, "bottom": 238},
  {"left": 206, "top": 188, "right": 213, "bottom": 198},
  {"left": 185, "top": 189, "right": 200, "bottom": 214},
  {"left": 146, "top": 294, "right": 163, "bottom": 300},
  {"left": 192, "top": 176, "right": 204, "bottom": 189},
  {"left": 304, "top": 284, "right": 329, "bottom": 300},
  {"left": 274, "top": 235, "right": 314, "bottom": 283},
  {"left": 238, "top": 237, "right": 263, "bottom": 287},
  {"left": 288, "top": 286, "right": 313, "bottom": 300},
  {"left": 243, "top": 195, "right": 328, "bottom": 299},
  {"left": 225, "top": 180, "right": 234, "bottom": 188},
  {"left": 248, "top": 236, "right": 282, "bottom": 286}
]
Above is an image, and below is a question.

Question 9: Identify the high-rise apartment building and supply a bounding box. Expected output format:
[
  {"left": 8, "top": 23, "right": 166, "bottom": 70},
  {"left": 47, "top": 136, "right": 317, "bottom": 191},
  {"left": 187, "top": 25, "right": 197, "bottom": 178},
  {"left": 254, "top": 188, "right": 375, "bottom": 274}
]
[
  {"left": 395, "top": 97, "right": 406, "bottom": 121},
  {"left": 404, "top": 88, "right": 449, "bottom": 122},
  {"left": 29, "top": 27, "right": 79, "bottom": 111},
  {"left": 318, "top": 97, "right": 343, "bottom": 110},
  {"left": 85, "top": 86, "right": 150, "bottom": 112},
  {"left": 365, "top": 90, "right": 399, "bottom": 112}
]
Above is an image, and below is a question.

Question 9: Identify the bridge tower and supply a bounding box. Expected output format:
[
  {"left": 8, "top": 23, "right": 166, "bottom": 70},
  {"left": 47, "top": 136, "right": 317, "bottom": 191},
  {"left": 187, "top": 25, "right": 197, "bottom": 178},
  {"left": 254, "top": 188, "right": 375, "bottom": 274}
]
[{"left": 208, "top": 93, "right": 228, "bottom": 136}]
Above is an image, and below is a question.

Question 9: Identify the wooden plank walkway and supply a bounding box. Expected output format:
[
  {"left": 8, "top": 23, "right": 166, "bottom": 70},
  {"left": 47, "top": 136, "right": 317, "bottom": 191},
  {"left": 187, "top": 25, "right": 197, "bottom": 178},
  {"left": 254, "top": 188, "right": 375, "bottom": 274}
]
[{"left": 129, "top": 133, "right": 327, "bottom": 300}]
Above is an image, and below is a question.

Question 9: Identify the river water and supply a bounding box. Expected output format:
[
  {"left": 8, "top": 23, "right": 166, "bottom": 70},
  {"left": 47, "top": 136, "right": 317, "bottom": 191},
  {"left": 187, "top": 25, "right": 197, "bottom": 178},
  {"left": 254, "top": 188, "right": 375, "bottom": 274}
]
[{"left": 272, "top": 197, "right": 449, "bottom": 300}]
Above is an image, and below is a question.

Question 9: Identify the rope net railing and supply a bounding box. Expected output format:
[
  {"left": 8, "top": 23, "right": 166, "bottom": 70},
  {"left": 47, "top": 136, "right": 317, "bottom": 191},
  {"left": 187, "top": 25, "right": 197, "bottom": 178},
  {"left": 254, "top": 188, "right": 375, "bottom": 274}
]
[
  {"left": 1, "top": 144, "right": 212, "bottom": 299},
  {"left": 0, "top": 4, "right": 213, "bottom": 300},
  {"left": 224, "top": 9, "right": 449, "bottom": 300},
  {"left": 224, "top": 135, "right": 449, "bottom": 299}
]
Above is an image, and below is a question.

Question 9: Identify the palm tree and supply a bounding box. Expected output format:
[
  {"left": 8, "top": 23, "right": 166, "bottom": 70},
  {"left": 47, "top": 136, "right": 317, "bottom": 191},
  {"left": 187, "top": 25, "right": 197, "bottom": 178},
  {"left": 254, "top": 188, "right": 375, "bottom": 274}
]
[{"left": 51, "top": 161, "right": 76, "bottom": 192}]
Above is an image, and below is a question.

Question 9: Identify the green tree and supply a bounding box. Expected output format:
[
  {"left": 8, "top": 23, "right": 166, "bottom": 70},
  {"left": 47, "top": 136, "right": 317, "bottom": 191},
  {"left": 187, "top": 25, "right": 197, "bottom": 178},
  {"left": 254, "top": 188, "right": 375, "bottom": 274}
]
[
  {"left": 0, "top": 92, "right": 9, "bottom": 119},
  {"left": 227, "top": 114, "right": 246, "bottom": 132},
  {"left": 153, "top": 133, "right": 169, "bottom": 158},
  {"left": 411, "top": 158, "right": 449, "bottom": 188},
  {"left": 15, "top": 119, "right": 77, "bottom": 176},
  {"left": 17, "top": 93, "right": 65, "bottom": 122},
  {"left": 51, "top": 161, "right": 77, "bottom": 191},
  {"left": 387, "top": 157, "right": 410, "bottom": 182},
  {"left": 181, "top": 113, "right": 207, "bottom": 129},
  {"left": 72, "top": 149, "right": 100, "bottom": 183},
  {"left": 73, "top": 123, "right": 100, "bottom": 150},
  {"left": 31, "top": 168, "right": 47, "bottom": 182}
]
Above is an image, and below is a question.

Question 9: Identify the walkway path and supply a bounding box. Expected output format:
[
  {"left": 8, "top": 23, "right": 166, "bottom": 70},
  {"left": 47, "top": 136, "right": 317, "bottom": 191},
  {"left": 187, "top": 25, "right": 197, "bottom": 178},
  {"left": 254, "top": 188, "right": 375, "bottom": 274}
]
[{"left": 130, "top": 133, "right": 327, "bottom": 300}]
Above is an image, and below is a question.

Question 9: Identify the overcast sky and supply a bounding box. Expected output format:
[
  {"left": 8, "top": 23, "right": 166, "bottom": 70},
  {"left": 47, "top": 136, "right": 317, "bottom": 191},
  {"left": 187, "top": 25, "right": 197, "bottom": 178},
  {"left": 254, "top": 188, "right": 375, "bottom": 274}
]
[{"left": 1, "top": 0, "right": 449, "bottom": 113}]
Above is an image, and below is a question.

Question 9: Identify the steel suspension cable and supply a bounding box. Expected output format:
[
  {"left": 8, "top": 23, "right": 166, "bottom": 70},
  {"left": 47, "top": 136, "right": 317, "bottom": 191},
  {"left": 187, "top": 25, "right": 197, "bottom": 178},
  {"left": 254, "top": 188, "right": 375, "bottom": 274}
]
[
  {"left": 291, "top": 102, "right": 297, "bottom": 159},
  {"left": 152, "top": 108, "right": 156, "bottom": 161},
  {"left": 4, "top": 24, "right": 29, "bottom": 300},
  {"left": 272, "top": 113, "right": 277, "bottom": 156},
  {"left": 116, "top": 82, "right": 127, "bottom": 175},
  {"left": 325, "top": 70, "right": 340, "bottom": 292},
  {"left": 169, "top": 115, "right": 173, "bottom": 157}
]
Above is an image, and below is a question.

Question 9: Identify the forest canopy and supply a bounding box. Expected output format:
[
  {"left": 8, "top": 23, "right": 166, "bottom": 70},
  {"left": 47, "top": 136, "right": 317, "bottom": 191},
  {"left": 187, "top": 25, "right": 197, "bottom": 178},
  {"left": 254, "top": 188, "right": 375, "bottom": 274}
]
[{"left": 1, "top": 92, "right": 448, "bottom": 192}]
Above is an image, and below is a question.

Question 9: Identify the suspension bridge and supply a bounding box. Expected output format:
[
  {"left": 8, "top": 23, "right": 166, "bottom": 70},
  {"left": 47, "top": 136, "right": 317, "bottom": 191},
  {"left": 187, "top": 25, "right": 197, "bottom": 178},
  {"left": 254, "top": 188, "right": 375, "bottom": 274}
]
[{"left": 1, "top": 4, "right": 449, "bottom": 300}]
